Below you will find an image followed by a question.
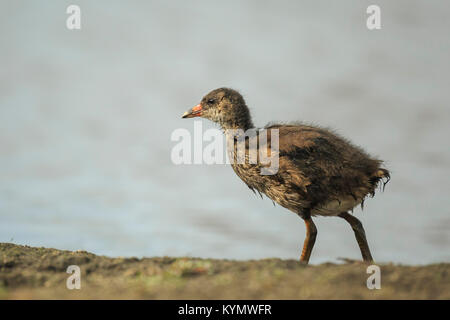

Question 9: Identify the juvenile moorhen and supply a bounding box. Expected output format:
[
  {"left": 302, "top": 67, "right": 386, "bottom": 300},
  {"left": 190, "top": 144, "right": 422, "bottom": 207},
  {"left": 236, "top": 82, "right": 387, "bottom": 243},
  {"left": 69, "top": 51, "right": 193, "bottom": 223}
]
[{"left": 182, "top": 88, "right": 390, "bottom": 264}]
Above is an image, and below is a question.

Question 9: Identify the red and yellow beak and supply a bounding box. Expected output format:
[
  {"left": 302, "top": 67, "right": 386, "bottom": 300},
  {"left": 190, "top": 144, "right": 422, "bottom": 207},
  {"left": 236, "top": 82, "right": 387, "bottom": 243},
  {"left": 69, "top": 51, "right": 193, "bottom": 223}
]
[{"left": 182, "top": 104, "right": 202, "bottom": 118}]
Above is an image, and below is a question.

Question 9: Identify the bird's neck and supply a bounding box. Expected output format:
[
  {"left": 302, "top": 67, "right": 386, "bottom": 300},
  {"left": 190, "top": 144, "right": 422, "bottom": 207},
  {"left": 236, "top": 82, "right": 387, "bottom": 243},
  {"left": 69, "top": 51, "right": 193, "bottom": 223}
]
[
  {"left": 221, "top": 121, "right": 254, "bottom": 132},
  {"left": 230, "top": 118, "right": 255, "bottom": 130},
  {"left": 221, "top": 109, "right": 255, "bottom": 132}
]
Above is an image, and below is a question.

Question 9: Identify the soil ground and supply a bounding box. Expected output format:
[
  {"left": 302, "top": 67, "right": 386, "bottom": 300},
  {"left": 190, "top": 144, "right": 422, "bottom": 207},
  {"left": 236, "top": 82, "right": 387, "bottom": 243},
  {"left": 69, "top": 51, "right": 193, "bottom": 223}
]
[{"left": 0, "top": 243, "right": 448, "bottom": 299}]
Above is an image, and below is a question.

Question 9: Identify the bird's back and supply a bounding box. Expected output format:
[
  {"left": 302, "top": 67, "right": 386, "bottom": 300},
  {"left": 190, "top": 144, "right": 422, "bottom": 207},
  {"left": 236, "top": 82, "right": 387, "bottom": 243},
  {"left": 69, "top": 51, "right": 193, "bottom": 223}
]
[{"left": 229, "top": 123, "right": 389, "bottom": 217}]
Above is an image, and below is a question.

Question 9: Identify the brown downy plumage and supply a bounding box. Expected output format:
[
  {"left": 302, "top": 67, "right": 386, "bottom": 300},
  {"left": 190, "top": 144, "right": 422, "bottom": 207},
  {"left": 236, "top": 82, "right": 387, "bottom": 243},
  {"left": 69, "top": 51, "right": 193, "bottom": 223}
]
[{"left": 182, "top": 88, "right": 390, "bottom": 264}]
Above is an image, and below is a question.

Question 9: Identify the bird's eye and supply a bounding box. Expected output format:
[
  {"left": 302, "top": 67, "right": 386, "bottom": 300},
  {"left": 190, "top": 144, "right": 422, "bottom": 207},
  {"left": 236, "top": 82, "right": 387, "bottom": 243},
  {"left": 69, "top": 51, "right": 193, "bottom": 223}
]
[{"left": 207, "top": 99, "right": 216, "bottom": 104}]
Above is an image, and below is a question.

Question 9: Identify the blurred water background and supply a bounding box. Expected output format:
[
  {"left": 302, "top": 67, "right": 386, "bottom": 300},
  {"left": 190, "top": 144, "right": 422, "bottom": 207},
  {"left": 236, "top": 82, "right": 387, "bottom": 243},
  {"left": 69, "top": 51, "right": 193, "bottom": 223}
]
[{"left": 1, "top": 0, "right": 449, "bottom": 264}]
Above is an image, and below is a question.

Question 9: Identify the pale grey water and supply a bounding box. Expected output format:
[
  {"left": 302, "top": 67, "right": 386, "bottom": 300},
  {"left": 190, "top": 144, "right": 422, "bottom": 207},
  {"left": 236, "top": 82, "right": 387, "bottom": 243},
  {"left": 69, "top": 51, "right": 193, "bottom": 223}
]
[{"left": 0, "top": 1, "right": 449, "bottom": 264}]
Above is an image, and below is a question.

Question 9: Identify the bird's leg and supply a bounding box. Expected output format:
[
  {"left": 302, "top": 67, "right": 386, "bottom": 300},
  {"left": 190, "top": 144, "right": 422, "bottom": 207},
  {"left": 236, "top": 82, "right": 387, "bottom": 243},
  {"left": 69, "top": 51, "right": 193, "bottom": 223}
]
[
  {"left": 300, "top": 216, "right": 317, "bottom": 264},
  {"left": 338, "top": 212, "right": 374, "bottom": 263}
]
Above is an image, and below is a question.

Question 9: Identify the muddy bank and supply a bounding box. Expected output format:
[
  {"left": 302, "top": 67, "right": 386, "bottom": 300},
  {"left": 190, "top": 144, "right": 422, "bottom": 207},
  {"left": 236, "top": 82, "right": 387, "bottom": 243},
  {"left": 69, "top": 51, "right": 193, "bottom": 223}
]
[{"left": 0, "top": 243, "right": 448, "bottom": 299}]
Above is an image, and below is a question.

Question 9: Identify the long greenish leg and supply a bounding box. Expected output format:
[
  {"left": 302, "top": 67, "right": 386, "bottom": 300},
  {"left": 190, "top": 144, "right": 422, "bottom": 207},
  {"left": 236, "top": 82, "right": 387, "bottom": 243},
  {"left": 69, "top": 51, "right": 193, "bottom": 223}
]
[
  {"left": 300, "top": 216, "right": 317, "bottom": 264},
  {"left": 338, "top": 212, "right": 374, "bottom": 263}
]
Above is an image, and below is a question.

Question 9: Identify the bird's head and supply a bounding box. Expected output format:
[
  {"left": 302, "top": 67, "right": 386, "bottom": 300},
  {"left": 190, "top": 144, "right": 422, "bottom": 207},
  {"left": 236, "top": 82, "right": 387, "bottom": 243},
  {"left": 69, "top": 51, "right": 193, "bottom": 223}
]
[{"left": 182, "top": 88, "right": 254, "bottom": 130}]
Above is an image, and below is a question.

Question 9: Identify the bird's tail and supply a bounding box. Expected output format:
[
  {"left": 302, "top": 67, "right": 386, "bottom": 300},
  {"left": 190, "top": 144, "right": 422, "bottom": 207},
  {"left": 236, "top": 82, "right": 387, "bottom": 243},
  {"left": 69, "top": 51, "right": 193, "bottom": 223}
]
[{"left": 369, "top": 168, "right": 391, "bottom": 194}]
